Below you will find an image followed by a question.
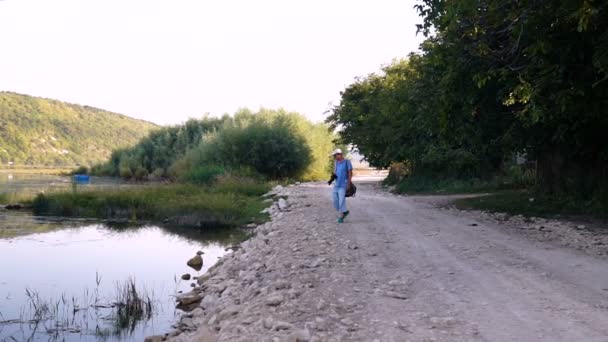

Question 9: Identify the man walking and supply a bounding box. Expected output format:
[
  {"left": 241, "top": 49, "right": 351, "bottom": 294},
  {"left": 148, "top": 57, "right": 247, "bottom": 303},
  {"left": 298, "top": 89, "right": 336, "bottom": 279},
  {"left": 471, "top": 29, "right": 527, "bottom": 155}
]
[{"left": 331, "top": 149, "right": 353, "bottom": 223}]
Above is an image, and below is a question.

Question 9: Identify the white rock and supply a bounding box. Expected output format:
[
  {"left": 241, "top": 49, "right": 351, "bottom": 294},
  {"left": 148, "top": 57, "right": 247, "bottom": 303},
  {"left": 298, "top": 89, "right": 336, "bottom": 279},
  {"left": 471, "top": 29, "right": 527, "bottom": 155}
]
[
  {"left": 217, "top": 305, "right": 239, "bottom": 321},
  {"left": 176, "top": 292, "right": 202, "bottom": 306},
  {"left": 265, "top": 294, "right": 284, "bottom": 306},
  {"left": 273, "top": 321, "right": 293, "bottom": 331},
  {"left": 263, "top": 317, "right": 274, "bottom": 329},
  {"left": 274, "top": 280, "right": 291, "bottom": 290},
  {"left": 278, "top": 198, "right": 288, "bottom": 211},
  {"left": 289, "top": 328, "right": 310, "bottom": 341},
  {"left": 200, "top": 294, "right": 218, "bottom": 310}
]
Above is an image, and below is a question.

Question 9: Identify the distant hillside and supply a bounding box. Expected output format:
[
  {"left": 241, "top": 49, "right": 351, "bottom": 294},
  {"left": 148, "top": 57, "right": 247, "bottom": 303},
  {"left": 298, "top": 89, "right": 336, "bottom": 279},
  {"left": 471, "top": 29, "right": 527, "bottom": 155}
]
[{"left": 0, "top": 92, "right": 158, "bottom": 167}]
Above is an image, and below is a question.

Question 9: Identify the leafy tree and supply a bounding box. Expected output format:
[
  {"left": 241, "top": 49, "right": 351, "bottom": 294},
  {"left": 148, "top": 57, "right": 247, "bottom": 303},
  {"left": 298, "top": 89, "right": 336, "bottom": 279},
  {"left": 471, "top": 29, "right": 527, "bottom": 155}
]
[
  {"left": 329, "top": 0, "right": 608, "bottom": 201},
  {"left": 415, "top": 0, "right": 608, "bottom": 195}
]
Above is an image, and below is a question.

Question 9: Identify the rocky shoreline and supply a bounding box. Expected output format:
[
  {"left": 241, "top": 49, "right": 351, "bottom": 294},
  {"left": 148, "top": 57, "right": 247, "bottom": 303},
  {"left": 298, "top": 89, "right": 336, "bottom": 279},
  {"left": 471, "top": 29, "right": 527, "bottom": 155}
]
[{"left": 146, "top": 184, "right": 315, "bottom": 342}]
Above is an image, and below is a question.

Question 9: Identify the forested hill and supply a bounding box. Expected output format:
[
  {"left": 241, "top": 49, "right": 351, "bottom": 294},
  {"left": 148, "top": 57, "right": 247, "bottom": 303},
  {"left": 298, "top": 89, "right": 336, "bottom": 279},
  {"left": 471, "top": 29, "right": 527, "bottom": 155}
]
[{"left": 0, "top": 92, "right": 158, "bottom": 167}]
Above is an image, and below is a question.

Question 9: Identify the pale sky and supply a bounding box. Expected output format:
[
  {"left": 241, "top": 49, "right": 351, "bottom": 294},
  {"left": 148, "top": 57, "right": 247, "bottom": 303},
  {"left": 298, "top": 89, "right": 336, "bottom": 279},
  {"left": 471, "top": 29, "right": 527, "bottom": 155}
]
[{"left": 0, "top": 0, "right": 423, "bottom": 125}]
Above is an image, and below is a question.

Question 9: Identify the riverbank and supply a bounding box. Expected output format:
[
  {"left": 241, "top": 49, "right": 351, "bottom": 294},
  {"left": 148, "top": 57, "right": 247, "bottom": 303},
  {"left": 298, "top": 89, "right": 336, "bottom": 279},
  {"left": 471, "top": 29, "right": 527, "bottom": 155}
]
[
  {"left": 150, "top": 181, "right": 608, "bottom": 342},
  {"left": 0, "top": 167, "right": 71, "bottom": 175},
  {"left": 27, "top": 176, "right": 271, "bottom": 227}
]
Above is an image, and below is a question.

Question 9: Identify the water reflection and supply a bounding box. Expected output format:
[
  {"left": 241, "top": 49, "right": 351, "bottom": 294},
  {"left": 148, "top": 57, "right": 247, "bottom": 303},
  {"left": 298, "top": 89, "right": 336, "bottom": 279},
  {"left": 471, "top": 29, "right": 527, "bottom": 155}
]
[{"left": 0, "top": 217, "right": 244, "bottom": 341}]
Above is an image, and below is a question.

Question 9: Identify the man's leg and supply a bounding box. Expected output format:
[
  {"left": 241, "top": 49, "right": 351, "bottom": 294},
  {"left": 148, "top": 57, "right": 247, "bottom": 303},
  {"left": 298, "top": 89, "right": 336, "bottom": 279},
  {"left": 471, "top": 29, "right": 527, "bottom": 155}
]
[
  {"left": 337, "top": 187, "right": 347, "bottom": 221},
  {"left": 339, "top": 187, "right": 347, "bottom": 213},
  {"left": 332, "top": 187, "right": 340, "bottom": 212}
]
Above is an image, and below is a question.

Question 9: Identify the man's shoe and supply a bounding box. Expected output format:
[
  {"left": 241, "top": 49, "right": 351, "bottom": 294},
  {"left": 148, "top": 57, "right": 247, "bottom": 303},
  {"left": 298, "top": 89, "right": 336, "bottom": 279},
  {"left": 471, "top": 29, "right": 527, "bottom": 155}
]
[
  {"left": 343, "top": 211, "right": 350, "bottom": 219},
  {"left": 337, "top": 217, "right": 344, "bottom": 223}
]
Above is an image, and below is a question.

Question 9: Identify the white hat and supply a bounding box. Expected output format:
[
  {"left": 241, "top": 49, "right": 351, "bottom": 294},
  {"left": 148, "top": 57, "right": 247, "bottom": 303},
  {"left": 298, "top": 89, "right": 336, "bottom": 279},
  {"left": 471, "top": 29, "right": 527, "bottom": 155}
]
[{"left": 331, "top": 148, "right": 343, "bottom": 156}]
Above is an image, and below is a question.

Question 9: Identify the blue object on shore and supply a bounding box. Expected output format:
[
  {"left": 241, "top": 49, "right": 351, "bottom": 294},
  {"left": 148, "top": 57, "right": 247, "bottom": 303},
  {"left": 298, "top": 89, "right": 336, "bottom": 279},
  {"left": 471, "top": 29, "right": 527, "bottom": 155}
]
[{"left": 74, "top": 174, "right": 90, "bottom": 184}]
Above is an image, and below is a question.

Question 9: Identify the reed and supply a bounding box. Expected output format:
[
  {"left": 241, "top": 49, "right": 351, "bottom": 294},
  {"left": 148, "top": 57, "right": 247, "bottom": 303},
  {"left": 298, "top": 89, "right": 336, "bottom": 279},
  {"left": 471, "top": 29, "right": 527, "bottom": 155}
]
[{"left": 30, "top": 178, "right": 270, "bottom": 227}]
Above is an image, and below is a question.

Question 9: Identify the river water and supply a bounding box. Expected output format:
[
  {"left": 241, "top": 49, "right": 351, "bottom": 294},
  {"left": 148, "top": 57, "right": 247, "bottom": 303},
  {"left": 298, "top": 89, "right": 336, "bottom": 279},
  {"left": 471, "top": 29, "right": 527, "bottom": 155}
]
[{"left": 0, "top": 172, "right": 242, "bottom": 341}]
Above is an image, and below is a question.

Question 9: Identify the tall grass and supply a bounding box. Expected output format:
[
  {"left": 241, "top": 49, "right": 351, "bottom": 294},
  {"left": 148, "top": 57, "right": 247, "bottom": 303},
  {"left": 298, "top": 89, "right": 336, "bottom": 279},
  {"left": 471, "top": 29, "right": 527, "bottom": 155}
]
[
  {"left": 30, "top": 177, "right": 271, "bottom": 226},
  {"left": 1, "top": 275, "right": 157, "bottom": 340},
  {"left": 111, "top": 278, "right": 154, "bottom": 334},
  {"left": 0, "top": 191, "right": 30, "bottom": 204}
]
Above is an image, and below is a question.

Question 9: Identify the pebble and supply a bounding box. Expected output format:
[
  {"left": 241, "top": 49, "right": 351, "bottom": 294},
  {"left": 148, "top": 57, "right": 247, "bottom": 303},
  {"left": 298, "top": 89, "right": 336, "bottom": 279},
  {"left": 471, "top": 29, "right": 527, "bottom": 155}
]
[
  {"left": 274, "top": 321, "right": 293, "bottom": 331},
  {"left": 383, "top": 291, "right": 408, "bottom": 300},
  {"left": 278, "top": 198, "right": 289, "bottom": 211},
  {"left": 289, "top": 328, "right": 311, "bottom": 341},
  {"left": 218, "top": 305, "right": 239, "bottom": 321},
  {"left": 263, "top": 317, "right": 275, "bottom": 329},
  {"left": 265, "top": 294, "right": 284, "bottom": 306}
]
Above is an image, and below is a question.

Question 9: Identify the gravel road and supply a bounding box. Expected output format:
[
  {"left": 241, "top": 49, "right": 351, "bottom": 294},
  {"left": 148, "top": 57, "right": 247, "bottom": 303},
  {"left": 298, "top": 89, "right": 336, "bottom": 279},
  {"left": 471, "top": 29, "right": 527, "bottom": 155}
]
[{"left": 160, "top": 181, "right": 608, "bottom": 342}]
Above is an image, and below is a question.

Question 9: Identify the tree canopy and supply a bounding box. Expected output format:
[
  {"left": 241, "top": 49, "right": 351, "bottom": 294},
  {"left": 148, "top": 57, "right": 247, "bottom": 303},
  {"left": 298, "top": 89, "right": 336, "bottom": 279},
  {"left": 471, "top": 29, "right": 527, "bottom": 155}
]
[{"left": 328, "top": 0, "right": 608, "bottom": 198}]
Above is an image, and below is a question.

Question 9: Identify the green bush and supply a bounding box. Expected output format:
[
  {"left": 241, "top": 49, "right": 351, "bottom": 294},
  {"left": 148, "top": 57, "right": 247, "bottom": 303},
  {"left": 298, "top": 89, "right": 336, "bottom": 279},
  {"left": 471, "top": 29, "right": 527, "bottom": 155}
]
[
  {"left": 418, "top": 147, "right": 480, "bottom": 179},
  {"left": 194, "top": 113, "right": 312, "bottom": 179},
  {"left": 91, "top": 117, "right": 227, "bottom": 179},
  {"left": 95, "top": 109, "right": 335, "bottom": 182},
  {"left": 182, "top": 165, "right": 225, "bottom": 184},
  {"left": 71, "top": 165, "right": 89, "bottom": 175},
  {"left": 500, "top": 165, "right": 536, "bottom": 189},
  {"left": 134, "top": 167, "right": 149, "bottom": 181},
  {"left": 384, "top": 162, "right": 409, "bottom": 185}
]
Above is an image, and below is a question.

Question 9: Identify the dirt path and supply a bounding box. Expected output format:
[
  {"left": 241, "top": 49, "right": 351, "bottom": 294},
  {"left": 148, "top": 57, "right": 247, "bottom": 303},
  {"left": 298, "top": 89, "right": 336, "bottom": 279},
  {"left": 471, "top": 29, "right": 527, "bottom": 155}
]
[{"left": 160, "top": 181, "right": 608, "bottom": 342}]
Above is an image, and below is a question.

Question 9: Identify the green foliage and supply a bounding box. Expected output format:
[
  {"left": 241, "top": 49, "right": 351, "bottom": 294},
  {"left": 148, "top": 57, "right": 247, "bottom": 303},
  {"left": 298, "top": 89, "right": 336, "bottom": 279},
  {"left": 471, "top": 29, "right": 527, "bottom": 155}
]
[
  {"left": 71, "top": 165, "right": 89, "bottom": 175},
  {"left": 92, "top": 116, "right": 227, "bottom": 179},
  {"left": 212, "top": 175, "right": 272, "bottom": 197},
  {"left": 194, "top": 110, "right": 312, "bottom": 179},
  {"left": 0, "top": 92, "right": 157, "bottom": 167},
  {"left": 30, "top": 181, "right": 271, "bottom": 226},
  {"left": 384, "top": 162, "right": 409, "bottom": 185},
  {"left": 328, "top": 0, "right": 608, "bottom": 202},
  {"left": 96, "top": 108, "right": 334, "bottom": 181},
  {"left": 181, "top": 165, "right": 226, "bottom": 184}
]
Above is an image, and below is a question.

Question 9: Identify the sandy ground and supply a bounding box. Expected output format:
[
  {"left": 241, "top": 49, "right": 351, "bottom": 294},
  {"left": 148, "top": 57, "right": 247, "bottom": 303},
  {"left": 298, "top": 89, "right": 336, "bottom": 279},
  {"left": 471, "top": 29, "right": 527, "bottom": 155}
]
[{"left": 157, "top": 181, "right": 608, "bottom": 342}]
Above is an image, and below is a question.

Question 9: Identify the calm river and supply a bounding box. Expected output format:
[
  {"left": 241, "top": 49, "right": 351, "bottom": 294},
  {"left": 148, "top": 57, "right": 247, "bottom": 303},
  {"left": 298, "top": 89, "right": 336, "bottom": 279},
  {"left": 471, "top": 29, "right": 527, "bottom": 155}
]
[{"left": 0, "top": 172, "right": 243, "bottom": 341}]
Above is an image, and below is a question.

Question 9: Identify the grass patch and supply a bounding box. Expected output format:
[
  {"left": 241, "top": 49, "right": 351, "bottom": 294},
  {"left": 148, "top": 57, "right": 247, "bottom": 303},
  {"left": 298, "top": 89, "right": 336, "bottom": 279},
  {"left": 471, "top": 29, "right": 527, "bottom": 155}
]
[
  {"left": 390, "top": 165, "right": 535, "bottom": 195},
  {"left": 0, "top": 167, "right": 72, "bottom": 175},
  {"left": 452, "top": 191, "right": 608, "bottom": 219},
  {"left": 30, "top": 177, "right": 271, "bottom": 227},
  {"left": 3, "top": 275, "right": 157, "bottom": 340},
  {"left": 0, "top": 191, "right": 30, "bottom": 205},
  {"left": 111, "top": 278, "right": 154, "bottom": 335},
  {"left": 393, "top": 177, "right": 504, "bottom": 194}
]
